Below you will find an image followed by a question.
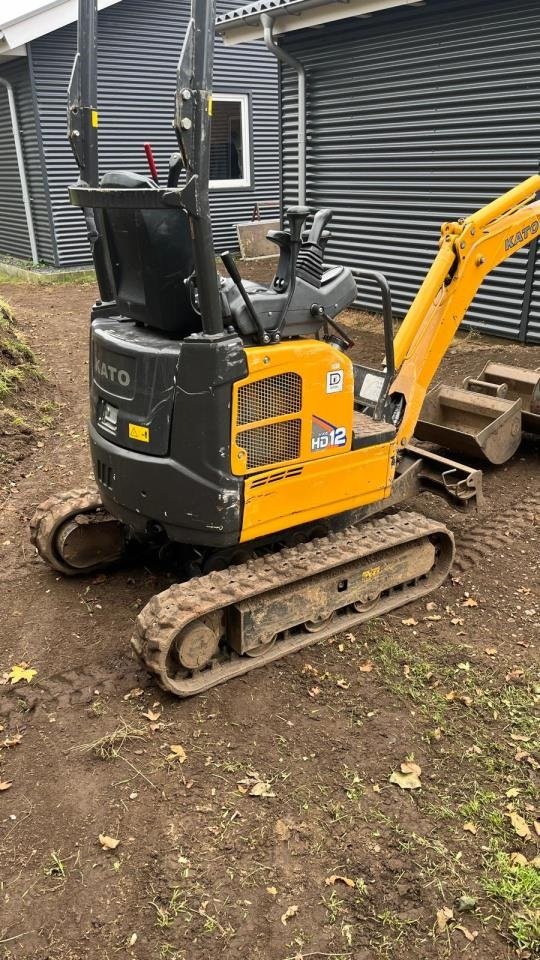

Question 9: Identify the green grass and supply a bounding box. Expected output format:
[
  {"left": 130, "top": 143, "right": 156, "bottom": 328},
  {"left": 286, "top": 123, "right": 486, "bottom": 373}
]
[
  {"left": 0, "top": 296, "right": 40, "bottom": 400},
  {"left": 482, "top": 851, "right": 540, "bottom": 953}
]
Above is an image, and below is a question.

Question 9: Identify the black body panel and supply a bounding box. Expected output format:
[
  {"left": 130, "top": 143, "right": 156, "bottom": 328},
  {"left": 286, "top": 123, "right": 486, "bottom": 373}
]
[{"left": 89, "top": 320, "right": 247, "bottom": 547}]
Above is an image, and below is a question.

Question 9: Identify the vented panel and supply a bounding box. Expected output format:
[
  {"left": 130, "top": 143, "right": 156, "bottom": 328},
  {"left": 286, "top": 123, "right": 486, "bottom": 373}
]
[
  {"left": 237, "top": 372, "right": 302, "bottom": 425},
  {"left": 238, "top": 419, "right": 301, "bottom": 469}
]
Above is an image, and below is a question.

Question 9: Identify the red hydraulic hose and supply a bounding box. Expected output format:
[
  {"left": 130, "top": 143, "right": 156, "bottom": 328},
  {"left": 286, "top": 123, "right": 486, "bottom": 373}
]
[{"left": 143, "top": 142, "right": 159, "bottom": 183}]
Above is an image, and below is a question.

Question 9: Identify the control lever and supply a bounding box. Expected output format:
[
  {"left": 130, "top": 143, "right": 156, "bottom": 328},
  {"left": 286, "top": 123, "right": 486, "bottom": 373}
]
[
  {"left": 307, "top": 208, "right": 333, "bottom": 248},
  {"left": 167, "top": 151, "right": 183, "bottom": 188},
  {"left": 221, "top": 251, "right": 270, "bottom": 345},
  {"left": 270, "top": 206, "right": 311, "bottom": 340}
]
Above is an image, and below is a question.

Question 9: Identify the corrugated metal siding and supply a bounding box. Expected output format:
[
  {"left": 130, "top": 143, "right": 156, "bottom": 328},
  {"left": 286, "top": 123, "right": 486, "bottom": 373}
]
[
  {"left": 525, "top": 246, "right": 540, "bottom": 344},
  {"left": 29, "top": 0, "right": 278, "bottom": 267},
  {"left": 0, "top": 57, "right": 54, "bottom": 263},
  {"left": 281, "top": 0, "right": 540, "bottom": 341}
]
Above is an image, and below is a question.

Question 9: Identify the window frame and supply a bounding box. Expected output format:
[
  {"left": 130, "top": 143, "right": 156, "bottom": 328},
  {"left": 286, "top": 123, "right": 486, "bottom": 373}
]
[{"left": 209, "top": 92, "right": 252, "bottom": 190}]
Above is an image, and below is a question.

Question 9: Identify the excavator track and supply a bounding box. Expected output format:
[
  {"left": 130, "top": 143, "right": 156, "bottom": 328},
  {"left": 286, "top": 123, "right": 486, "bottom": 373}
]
[
  {"left": 133, "top": 510, "right": 455, "bottom": 698},
  {"left": 30, "top": 487, "right": 126, "bottom": 575}
]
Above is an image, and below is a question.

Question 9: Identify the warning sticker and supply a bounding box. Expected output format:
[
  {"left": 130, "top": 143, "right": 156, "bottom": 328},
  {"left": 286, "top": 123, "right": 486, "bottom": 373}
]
[{"left": 129, "top": 423, "right": 150, "bottom": 443}]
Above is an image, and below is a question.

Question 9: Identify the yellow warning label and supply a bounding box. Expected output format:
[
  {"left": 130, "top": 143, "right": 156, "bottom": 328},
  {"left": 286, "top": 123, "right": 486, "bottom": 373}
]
[
  {"left": 91, "top": 110, "right": 99, "bottom": 128},
  {"left": 129, "top": 424, "right": 149, "bottom": 443},
  {"left": 208, "top": 96, "right": 213, "bottom": 117},
  {"left": 362, "top": 565, "right": 381, "bottom": 580}
]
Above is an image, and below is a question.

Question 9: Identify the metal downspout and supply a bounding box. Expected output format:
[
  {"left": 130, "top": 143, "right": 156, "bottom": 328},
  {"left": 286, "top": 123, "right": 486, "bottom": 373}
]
[
  {"left": 0, "top": 76, "right": 39, "bottom": 265},
  {"left": 260, "top": 13, "right": 306, "bottom": 206}
]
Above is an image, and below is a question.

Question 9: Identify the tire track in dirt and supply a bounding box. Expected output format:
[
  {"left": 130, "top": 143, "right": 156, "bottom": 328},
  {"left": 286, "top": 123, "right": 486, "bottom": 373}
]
[
  {"left": 454, "top": 492, "right": 540, "bottom": 572},
  {"left": 0, "top": 659, "right": 147, "bottom": 724}
]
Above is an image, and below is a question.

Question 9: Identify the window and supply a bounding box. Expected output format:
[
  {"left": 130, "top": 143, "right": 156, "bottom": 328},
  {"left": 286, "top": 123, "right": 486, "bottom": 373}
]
[{"left": 210, "top": 93, "right": 251, "bottom": 189}]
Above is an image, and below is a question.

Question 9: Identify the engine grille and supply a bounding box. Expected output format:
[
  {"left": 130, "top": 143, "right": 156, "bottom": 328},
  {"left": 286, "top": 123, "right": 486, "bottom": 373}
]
[
  {"left": 237, "top": 419, "right": 301, "bottom": 470},
  {"left": 237, "top": 372, "right": 302, "bottom": 426}
]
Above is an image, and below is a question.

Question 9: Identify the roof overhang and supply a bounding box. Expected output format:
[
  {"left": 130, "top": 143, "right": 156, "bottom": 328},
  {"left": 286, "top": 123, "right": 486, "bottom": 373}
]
[
  {"left": 0, "top": 0, "right": 122, "bottom": 55},
  {"left": 216, "top": 0, "right": 425, "bottom": 45}
]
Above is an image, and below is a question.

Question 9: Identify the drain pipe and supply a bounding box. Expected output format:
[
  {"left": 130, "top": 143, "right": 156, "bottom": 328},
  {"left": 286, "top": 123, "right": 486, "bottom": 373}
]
[
  {"left": 0, "top": 77, "right": 38, "bottom": 265},
  {"left": 260, "top": 13, "right": 306, "bottom": 206}
]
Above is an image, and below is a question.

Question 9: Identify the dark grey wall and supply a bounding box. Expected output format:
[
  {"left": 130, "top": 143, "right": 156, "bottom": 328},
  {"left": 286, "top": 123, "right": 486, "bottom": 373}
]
[
  {"left": 0, "top": 56, "right": 55, "bottom": 263},
  {"left": 281, "top": 0, "right": 540, "bottom": 343},
  {"left": 28, "top": 0, "right": 279, "bottom": 267}
]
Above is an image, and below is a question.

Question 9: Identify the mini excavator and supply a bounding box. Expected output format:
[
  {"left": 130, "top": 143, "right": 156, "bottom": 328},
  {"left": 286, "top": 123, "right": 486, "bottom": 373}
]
[{"left": 31, "top": 0, "right": 540, "bottom": 696}]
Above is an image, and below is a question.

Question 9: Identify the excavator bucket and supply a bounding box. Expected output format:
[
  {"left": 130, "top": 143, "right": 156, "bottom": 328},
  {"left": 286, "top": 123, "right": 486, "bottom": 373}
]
[
  {"left": 464, "top": 362, "right": 540, "bottom": 436},
  {"left": 415, "top": 384, "right": 522, "bottom": 464}
]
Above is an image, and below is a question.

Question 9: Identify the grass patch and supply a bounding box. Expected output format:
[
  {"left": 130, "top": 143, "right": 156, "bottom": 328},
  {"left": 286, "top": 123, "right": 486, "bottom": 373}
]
[
  {"left": 482, "top": 851, "right": 540, "bottom": 953},
  {"left": 0, "top": 296, "right": 40, "bottom": 401}
]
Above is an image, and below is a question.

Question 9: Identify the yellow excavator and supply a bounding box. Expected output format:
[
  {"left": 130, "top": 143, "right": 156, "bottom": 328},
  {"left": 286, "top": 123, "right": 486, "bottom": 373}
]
[{"left": 31, "top": 0, "right": 540, "bottom": 697}]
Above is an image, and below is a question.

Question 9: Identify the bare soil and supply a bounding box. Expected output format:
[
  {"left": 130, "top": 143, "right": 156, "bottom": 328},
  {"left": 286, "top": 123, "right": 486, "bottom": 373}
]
[{"left": 0, "top": 265, "right": 538, "bottom": 960}]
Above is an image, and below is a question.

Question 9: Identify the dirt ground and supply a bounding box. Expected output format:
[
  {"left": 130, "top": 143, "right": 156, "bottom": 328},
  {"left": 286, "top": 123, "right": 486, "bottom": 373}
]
[{"left": 0, "top": 263, "right": 538, "bottom": 960}]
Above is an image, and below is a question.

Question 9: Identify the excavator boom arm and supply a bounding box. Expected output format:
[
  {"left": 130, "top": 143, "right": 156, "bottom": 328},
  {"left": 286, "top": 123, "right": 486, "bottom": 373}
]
[{"left": 391, "top": 174, "right": 540, "bottom": 444}]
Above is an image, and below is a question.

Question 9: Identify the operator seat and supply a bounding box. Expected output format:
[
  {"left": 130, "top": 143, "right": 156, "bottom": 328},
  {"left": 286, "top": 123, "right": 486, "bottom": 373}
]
[{"left": 100, "top": 170, "right": 200, "bottom": 336}]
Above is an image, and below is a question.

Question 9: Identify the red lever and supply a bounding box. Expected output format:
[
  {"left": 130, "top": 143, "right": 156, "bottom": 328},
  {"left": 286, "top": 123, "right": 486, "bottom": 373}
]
[{"left": 143, "top": 142, "right": 159, "bottom": 183}]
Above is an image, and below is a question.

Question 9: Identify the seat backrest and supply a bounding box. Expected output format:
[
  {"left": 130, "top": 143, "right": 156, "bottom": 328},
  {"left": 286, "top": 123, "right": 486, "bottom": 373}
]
[{"left": 101, "top": 171, "right": 201, "bottom": 336}]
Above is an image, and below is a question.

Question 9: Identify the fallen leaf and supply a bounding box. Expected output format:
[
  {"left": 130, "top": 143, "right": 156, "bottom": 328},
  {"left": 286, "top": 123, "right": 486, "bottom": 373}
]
[
  {"left": 8, "top": 664, "right": 37, "bottom": 685},
  {"left": 506, "top": 787, "right": 520, "bottom": 798},
  {"left": 484, "top": 647, "right": 497, "bottom": 656},
  {"left": 266, "top": 886, "right": 278, "bottom": 896},
  {"left": 401, "top": 761, "right": 421, "bottom": 777},
  {"left": 308, "top": 686, "right": 321, "bottom": 698},
  {"left": 142, "top": 709, "right": 161, "bottom": 722},
  {"left": 123, "top": 687, "right": 144, "bottom": 700},
  {"left": 389, "top": 770, "right": 421, "bottom": 790},
  {"left": 509, "top": 852, "right": 528, "bottom": 866},
  {"left": 426, "top": 601, "right": 437, "bottom": 611},
  {"left": 325, "top": 875, "right": 355, "bottom": 888},
  {"left": 506, "top": 668, "right": 524, "bottom": 682},
  {"left": 281, "top": 904, "right": 298, "bottom": 925},
  {"left": 336, "top": 678, "right": 350, "bottom": 690},
  {"left": 167, "top": 745, "right": 187, "bottom": 763},
  {"left": 274, "top": 819, "right": 291, "bottom": 841},
  {"left": 99, "top": 834, "right": 120, "bottom": 850},
  {"left": 425, "top": 614, "right": 442, "bottom": 622},
  {"left": 455, "top": 924, "right": 478, "bottom": 942},
  {"left": 401, "top": 618, "right": 418, "bottom": 627},
  {"left": 436, "top": 906, "right": 453, "bottom": 932},
  {"left": 455, "top": 894, "right": 477, "bottom": 913},
  {"left": 249, "top": 780, "right": 275, "bottom": 798},
  {"left": 359, "top": 661, "right": 374, "bottom": 673},
  {"left": 128, "top": 933, "right": 137, "bottom": 947},
  {"left": 431, "top": 727, "right": 442, "bottom": 741},
  {"left": 1, "top": 734, "right": 22, "bottom": 748},
  {"left": 0, "top": 780, "right": 13, "bottom": 791},
  {"left": 461, "top": 597, "right": 478, "bottom": 608},
  {"left": 463, "top": 822, "right": 477, "bottom": 835},
  {"left": 372, "top": 784, "right": 381, "bottom": 793},
  {"left": 508, "top": 811, "right": 532, "bottom": 841}
]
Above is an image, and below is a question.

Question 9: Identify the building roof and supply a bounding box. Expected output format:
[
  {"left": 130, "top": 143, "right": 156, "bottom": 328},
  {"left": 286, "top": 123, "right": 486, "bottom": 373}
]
[
  {"left": 0, "top": 0, "right": 121, "bottom": 55},
  {"left": 216, "top": 0, "right": 425, "bottom": 44}
]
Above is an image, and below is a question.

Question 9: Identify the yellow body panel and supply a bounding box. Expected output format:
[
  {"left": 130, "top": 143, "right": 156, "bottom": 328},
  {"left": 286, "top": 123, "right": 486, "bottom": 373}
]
[
  {"left": 231, "top": 340, "right": 355, "bottom": 476},
  {"left": 240, "top": 440, "right": 395, "bottom": 541}
]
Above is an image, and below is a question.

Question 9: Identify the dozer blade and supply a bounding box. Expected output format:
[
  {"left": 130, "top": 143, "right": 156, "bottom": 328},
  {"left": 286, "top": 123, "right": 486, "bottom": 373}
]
[
  {"left": 415, "top": 384, "right": 522, "bottom": 465},
  {"left": 464, "top": 362, "right": 540, "bottom": 436}
]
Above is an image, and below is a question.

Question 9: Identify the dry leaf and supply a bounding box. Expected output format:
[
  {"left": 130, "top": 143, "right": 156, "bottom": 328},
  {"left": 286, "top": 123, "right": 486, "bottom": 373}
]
[
  {"left": 426, "top": 601, "right": 437, "bottom": 611},
  {"left": 281, "top": 904, "right": 298, "bottom": 925},
  {"left": 436, "top": 906, "right": 453, "bottom": 932},
  {"left": 359, "top": 661, "right": 374, "bottom": 673},
  {"left": 167, "top": 744, "right": 187, "bottom": 763},
  {"left": 461, "top": 597, "right": 478, "bottom": 608},
  {"left": 274, "top": 819, "right": 291, "bottom": 841},
  {"left": 308, "top": 686, "right": 321, "bottom": 698},
  {"left": 372, "top": 784, "right": 381, "bottom": 793},
  {"left": 249, "top": 780, "right": 275, "bottom": 798},
  {"left": 455, "top": 924, "right": 478, "bottom": 942},
  {"left": 0, "top": 780, "right": 13, "bottom": 791},
  {"left": 509, "top": 852, "right": 528, "bottom": 866},
  {"left": 401, "top": 618, "right": 418, "bottom": 627},
  {"left": 8, "top": 664, "right": 37, "bottom": 685},
  {"left": 463, "top": 822, "right": 477, "bottom": 835},
  {"left": 506, "top": 787, "right": 520, "bottom": 798},
  {"left": 142, "top": 709, "right": 161, "bottom": 722},
  {"left": 325, "top": 875, "right": 355, "bottom": 888},
  {"left": 123, "top": 687, "right": 144, "bottom": 700},
  {"left": 484, "top": 647, "right": 497, "bottom": 656},
  {"left": 1, "top": 734, "right": 22, "bottom": 748},
  {"left": 432, "top": 728, "right": 442, "bottom": 741},
  {"left": 506, "top": 668, "right": 524, "bottom": 682},
  {"left": 508, "top": 811, "right": 532, "bottom": 841},
  {"left": 401, "top": 761, "right": 421, "bottom": 777},
  {"left": 99, "top": 834, "right": 120, "bottom": 850},
  {"left": 266, "top": 886, "right": 278, "bottom": 896},
  {"left": 389, "top": 770, "right": 421, "bottom": 790},
  {"left": 336, "top": 678, "right": 350, "bottom": 689}
]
